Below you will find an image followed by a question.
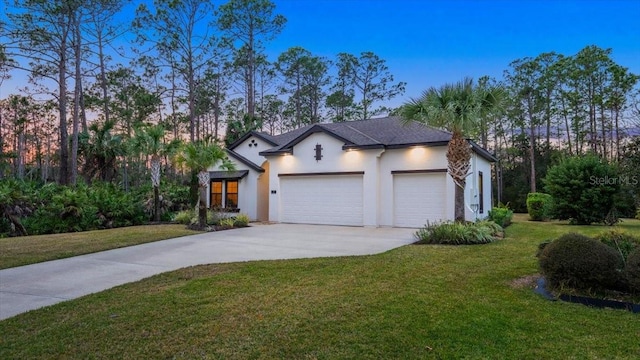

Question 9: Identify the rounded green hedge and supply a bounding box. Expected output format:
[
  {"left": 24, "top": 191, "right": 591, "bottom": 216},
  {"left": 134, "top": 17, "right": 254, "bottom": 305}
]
[{"left": 539, "top": 233, "right": 624, "bottom": 291}]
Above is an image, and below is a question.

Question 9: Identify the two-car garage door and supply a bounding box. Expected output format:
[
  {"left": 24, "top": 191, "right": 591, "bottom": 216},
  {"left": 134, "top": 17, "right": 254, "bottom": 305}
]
[{"left": 280, "top": 174, "right": 363, "bottom": 226}]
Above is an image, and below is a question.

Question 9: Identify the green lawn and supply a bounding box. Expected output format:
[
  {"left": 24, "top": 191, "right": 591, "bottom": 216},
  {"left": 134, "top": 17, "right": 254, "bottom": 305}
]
[
  {"left": 1, "top": 216, "right": 639, "bottom": 359},
  {"left": 0, "top": 225, "right": 200, "bottom": 269}
]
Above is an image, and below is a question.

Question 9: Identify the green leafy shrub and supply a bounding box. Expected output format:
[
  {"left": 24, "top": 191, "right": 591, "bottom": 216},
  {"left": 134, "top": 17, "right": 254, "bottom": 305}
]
[
  {"left": 624, "top": 248, "right": 640, "bottom": 294},
  {"left": 594, "top": 230, "right": 640, "bottom": 264},
  {"left": 219, "top": 218, "right": 235, "bottom": 228},
  {"left": 173, "top": 210, "right": 195, "bottom": 225},
  {"left": 159, "top": 181, "right": 191, "bottom": 212},
  {"left": 24, "top": 185, "right": 99, "bottom": 234},
  {"left": 488, "top": 204, "right": 513, "bottom": 227},
  {"left": 543, "top": 155, "right": 620, "bottom": 225},
  {"left": 87, "top": 182, "right": 145, "bottom": 228},
  {"left": 636, "top": 208, "right": 640, "bottom": 220},
  {"left": 233, "top": 213, "right": 250, "bottom": 227},
  {"left": 539, "top": 233, "right": 624, "bottom": 291},
  {"left": 526, "top": 192, "right": 552, "bottom": 221},
  {"left": 13, "top": 181, "right": 145, "bottom": 235},
  {"left": 414, "top": 220, "right": 502, "bottom": 245}
]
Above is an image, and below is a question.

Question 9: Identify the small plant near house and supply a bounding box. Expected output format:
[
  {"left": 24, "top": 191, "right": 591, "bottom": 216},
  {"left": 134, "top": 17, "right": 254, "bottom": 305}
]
[
  {"left": 233, "top": 213, "right": 250, "bottom": 227},
  {"left": 488, "top": 203, "right": 513, "bottom": 227},
  {"left": 538, "top": 233, "right": 625, "bottom": 292},
  {"left": 414, "top": 220, "right": 503, "bottom": 245},
  {"left": 218, "top": 218, "right": 235, "bottom": 229},
  {"left": 173, "top": 210, "right": 195, "bottom": 225},
  {"left": 526, "top": 192, "right": 552, "bottom": 221}
]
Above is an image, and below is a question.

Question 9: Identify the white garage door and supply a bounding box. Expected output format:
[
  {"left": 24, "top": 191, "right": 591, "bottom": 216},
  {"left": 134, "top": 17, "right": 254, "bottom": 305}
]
[
  {"left": 394, "top": 173, "right": 447, "bottom": 228},
  {"left": 280, "top": 175, "right": 363, "bottom": 226}
]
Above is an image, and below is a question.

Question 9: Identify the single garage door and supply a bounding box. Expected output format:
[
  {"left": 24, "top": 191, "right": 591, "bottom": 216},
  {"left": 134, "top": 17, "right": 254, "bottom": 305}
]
[
  {"left": 393, "top": 173, "right": 447, "bottom": 227},
  {"left": 280, "top": 174, "right": 363, "bottom": 226}
]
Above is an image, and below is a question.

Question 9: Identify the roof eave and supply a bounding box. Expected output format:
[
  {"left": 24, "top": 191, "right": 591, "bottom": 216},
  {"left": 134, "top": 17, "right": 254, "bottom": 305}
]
[
  {"left": 228, "top": 131, "right": 278, "bottom": 150},
  {"left": 259, "top": 148, "right": 293, "bottom": 156},
  {"left": 277, "top": 124, "right": 355, "bottom": 150},
  {"left": 470, "top": 141, "right": 498, "bottom": 162},
  {"left": 225, "top": 149, "right": 265, "bottom": 172}
]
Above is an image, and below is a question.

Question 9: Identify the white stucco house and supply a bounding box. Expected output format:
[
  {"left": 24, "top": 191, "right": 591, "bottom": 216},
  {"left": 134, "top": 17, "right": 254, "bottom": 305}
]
[{"left": 208, "top": 116, "right": 496, "bottom": 228}]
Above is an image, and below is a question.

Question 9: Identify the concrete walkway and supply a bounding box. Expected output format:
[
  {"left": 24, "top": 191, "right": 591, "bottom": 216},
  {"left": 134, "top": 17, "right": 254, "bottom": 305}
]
[{"left": 0, "top": 224, "right": 415, "bottom": 320}]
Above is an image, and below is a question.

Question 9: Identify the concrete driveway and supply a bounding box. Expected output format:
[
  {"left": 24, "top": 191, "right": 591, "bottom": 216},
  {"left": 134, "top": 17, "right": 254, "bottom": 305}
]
[{"left": 0, "top": 224, "right": 415, "bottom": 320}]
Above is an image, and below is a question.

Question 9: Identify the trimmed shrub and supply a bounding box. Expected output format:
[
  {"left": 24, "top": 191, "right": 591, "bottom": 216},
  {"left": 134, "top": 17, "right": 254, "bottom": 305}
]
[
  {"left": 543, "top": 155, "right": 620, "bottom": 225},
  {"left": 595, "top": 230, "right": 640, "bottom": 264},
  {"left": 625, "top": 248, "right": 640, "bottom": 294},
  {"left": 539, "top": 233, "right": 624, "bottom": 291},
  {"left": 414, "top": 220, "right": 502, "bottom": 245},
  {"left": 488, "top": 204, "right": 513, "bottom": 228},
  {"left": 526, "top": 192, "right": 552, "bottom": 221},
  {"left": 234, "top": 213, "right": 250, "bottom": 227}
]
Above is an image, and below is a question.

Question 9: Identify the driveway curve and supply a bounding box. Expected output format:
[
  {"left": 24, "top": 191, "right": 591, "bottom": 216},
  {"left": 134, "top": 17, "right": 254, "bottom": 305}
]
[{"left": 0, "top": 224, "right": 415, "bottom": 320}]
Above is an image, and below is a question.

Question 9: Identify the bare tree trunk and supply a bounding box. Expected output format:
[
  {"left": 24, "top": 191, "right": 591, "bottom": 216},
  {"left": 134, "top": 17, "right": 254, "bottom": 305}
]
[
  {"left": 0, "top": 102, "right": 4, "bottom": 179},
  {"left": 247, "top": 29, "right": 255, "bottom": 117},
  {"left": 615, "top": 108, "right": 621, "bottom": 161},
  {"left": 561, "top": 97, "right": 573, "bottom": 156},
  {"left": 454, "top": 183, "right": 465, "bottom": 222},
  {"left": 600, "top": 106, "right": 607, "bottom": 159},
  {"left": 17, "top": 130, "right": 24, "bottom": 179},
  {"left": 97, "top": 30, "right": 110, "bottom": 125},
  {"left": 526, "top": 96, "right": 537, "bottom": 193},
  {"left": 59, "top": 46, "right": 69, "bottom": 185}
]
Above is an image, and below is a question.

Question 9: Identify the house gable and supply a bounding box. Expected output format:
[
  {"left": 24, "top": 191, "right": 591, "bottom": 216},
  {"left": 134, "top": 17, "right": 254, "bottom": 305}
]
[{"left": 230, "top": 134, "right": 273, "bottom": 169}]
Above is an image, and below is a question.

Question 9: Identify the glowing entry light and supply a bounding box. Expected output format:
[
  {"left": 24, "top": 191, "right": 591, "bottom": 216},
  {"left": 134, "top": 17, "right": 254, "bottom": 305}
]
[{"left": 409, "top": 146, "right": 427, "bottom": 159}]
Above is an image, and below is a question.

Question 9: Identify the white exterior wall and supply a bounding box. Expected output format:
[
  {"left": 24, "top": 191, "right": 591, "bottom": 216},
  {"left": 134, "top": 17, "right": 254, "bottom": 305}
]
[
  {"left": 232, "top": 136, "right": 273, "bottom": 166},
  {"left": 215, "top": 132, "right": 495, "bottom": 227},
  {"left": 207, "top": 135, "right": 272, "bottom": 221},
  {"left": 465, "top": 152, "right": 493, "bottom": 221},
  {"left": 266, "top": 132, "right": 383, "bottom": 226}
]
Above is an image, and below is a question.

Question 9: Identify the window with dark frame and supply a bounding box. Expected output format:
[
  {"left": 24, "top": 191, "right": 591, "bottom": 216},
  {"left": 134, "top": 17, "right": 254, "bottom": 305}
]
[
  {"left": 210, "top": 179, "right": 240, "bottom": 209},
  {"left": 226, "top": 180, "right": 238, "bottom": 209},
  {"left": 478, "top": 171, "right": 484, "bottom": 214},
  {"left": 211, "top": 181, "right": 223, "bottom": 207}
]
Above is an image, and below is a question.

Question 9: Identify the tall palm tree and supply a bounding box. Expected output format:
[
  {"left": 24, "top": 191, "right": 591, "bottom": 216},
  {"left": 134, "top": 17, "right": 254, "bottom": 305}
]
[
  {"left": 401, "top": 77, "right": 503, "bottom": 222},
  {"left": 174, "top": 140, "right": 234, "bottom": 228},
  {"left": 132, "top": 124, "right": 181, "bottom": 221}
]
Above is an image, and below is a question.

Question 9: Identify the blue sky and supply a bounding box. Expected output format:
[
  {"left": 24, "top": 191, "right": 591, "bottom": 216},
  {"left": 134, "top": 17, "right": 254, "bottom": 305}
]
[
  {"left": 2, "top": 0, "right": 639, "bottom": 109},
  {"left": 267, "top": 0, "right": 640, "bottom": 107}
]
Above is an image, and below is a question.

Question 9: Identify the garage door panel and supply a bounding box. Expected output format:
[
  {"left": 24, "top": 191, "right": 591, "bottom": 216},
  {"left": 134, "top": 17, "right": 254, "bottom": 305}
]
[
  {"left": 280, "top": 175, "right": 363, "bottom": 226},
  {"left": 394, "top": 173, "right": 446, "bottom": 228}
]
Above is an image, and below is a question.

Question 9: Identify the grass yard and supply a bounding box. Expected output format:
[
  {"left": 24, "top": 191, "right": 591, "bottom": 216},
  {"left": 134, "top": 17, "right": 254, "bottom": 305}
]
[
  {"left": 0, "top": 216, "right": 639, "bottom": 359},
  {"left": 0, "top": 225, "right": 200, "bottom": 269}
]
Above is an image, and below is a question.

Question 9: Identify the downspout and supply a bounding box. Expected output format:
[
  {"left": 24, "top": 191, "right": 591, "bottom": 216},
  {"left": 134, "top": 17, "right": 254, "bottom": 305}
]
[
  {"left": 471, "top": 152, "right": 478, "bottom": 221},
  {"left": 375, "top": 148, "right": 386, "bottom": 227}
]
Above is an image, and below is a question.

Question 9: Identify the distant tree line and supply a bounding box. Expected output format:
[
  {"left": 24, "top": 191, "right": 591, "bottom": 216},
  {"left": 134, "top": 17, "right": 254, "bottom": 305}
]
[{"left": 0, "top": 0, "right": 406, "bottom": 187}]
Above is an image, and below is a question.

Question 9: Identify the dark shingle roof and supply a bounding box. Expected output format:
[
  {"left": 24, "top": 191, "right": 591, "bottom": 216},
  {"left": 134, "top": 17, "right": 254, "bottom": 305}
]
[
  {"left": 226, "top": 149, "right": 265, "bottom": 172},
  {"left": 254, "top": 116, "right": 496, "bottom": 162},
  {"left": 209, "top": 170, "right": 249, "bottom": 180}
]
